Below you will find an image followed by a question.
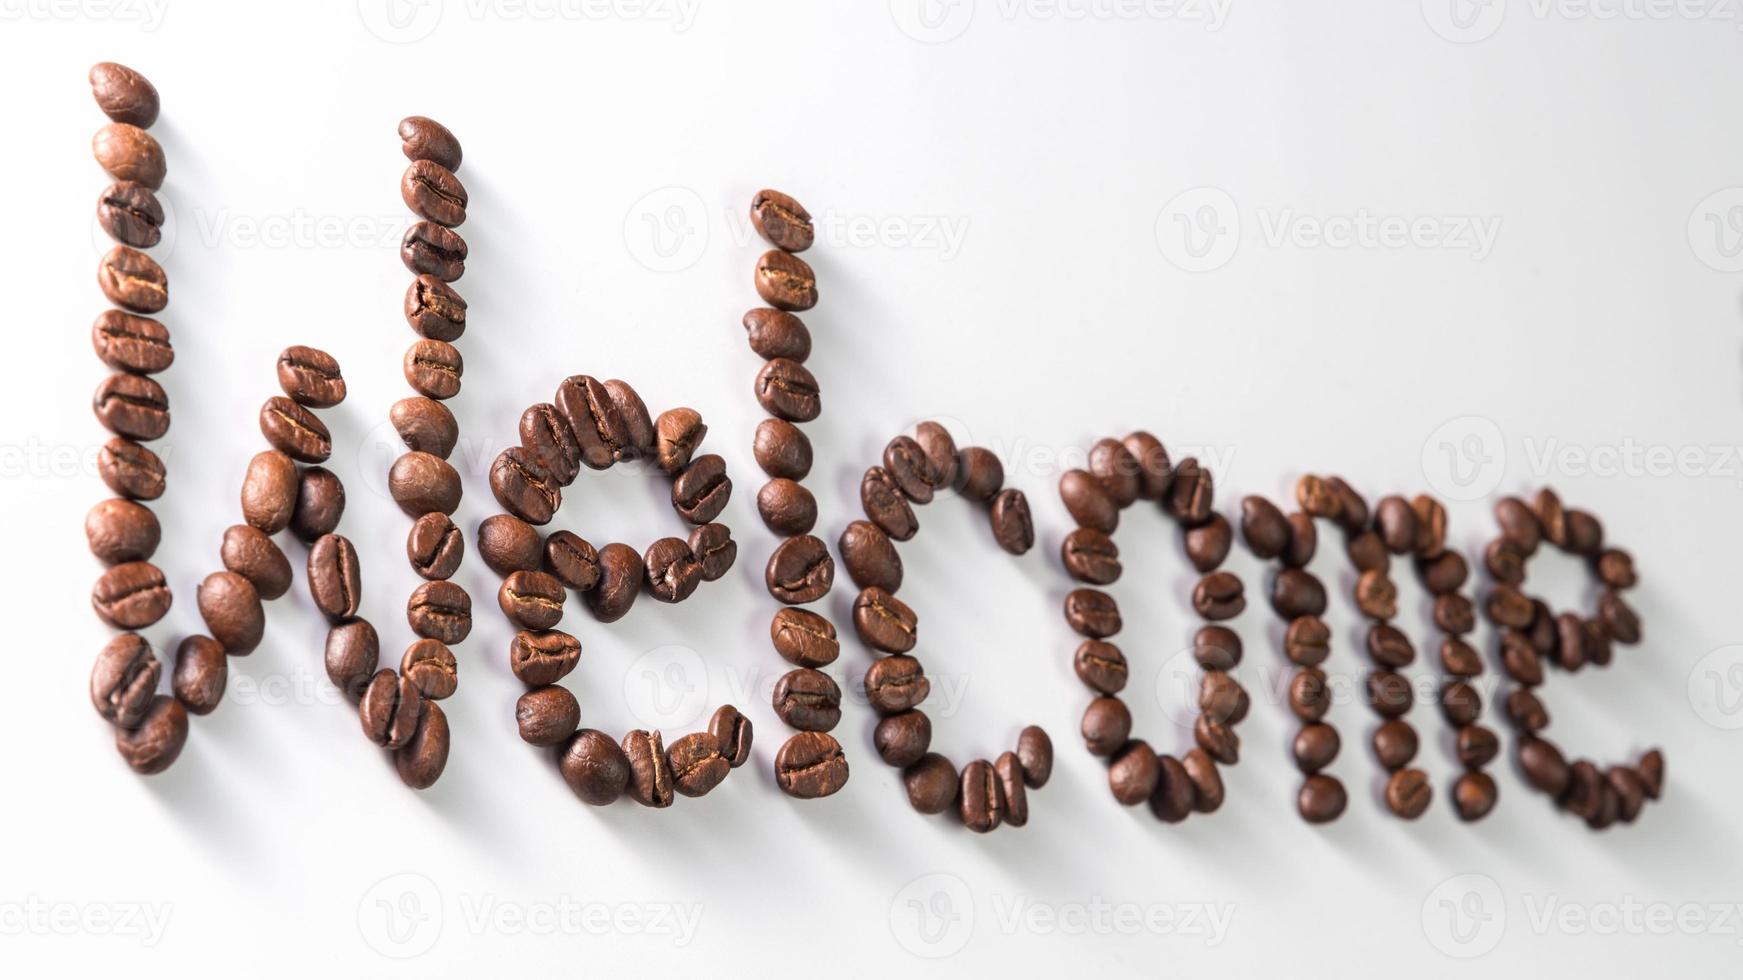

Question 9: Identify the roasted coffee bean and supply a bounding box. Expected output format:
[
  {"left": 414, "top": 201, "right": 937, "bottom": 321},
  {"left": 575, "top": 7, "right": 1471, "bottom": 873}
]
[
  {"left": 307, "top": 534, "right": 361, "bottom": 622},
  {"left": 959, "top": 759, "right": 1005, "bottom": 832},
  {"left": 1182, "top": 748, "right": 1224, "bottom": 814},
  {"left": 1194, "top": 626, "right": 1242, "bottom": 670},
  {"left": 404, "top": 274, "right": 467, "bottom": 342},
  {"left": 288, "top": 466, "right": 345, "bottom": 543},
  {"left": 776, "top": 731, "right": 848, "bottom": 798},
  {"left": 258, "top": 396, "right": 331, "bottom": 463},
  {"left": 753, "top": 418, "right": 811, "bottom": 480},
  {"left": 1282, "top": 511, "right": 1317, "bottom": 567},
  {"left": 395, "top": 700, "right": 450, "bottom": 790},
  {"left": 517, "top": 403, "right": 581, "bottom": 485},
  {"left": 622, "top": 729, "right": 676, "bottom": 808},
  {"left": 1562, "top": 760, "right": 1604, "bottom": 820},
  {"left": 1607, "top": 766, "right": 1647, "bottom": 823},
  {"left": 1587, "top": 615, "right": 1613, "bottom": 668},
  {"left": 1367, "top": 670, "right": 1414, "bottom": 718},
  {"left": 772, "top": 607, "right": 840, "bottom": 667},
  {"left": 401, "top": 159, "right": 468, "bottom": 226},
  {"left": 865, "top": 656, "right": 929, "bottom": 715},
  {"left": 1564, "top": 509, "right": 1604, "bottom": 556},
  {"left": 754, "top": 249, "right": 818, "bottom": 310},
  {"left": 1457, "top": 724, "right": 1501, "bottom": 768},
  {"left": 884, "top": 435, "right": 940, "bottom": 503},
  {"left": 1596, "top": 548, "right": 1636, "bottom": 589},
  {"left": 400, "top": 638, "right": 458, "bottom": 700},
  {"left": 990, "top": 752, "right": 1028, "bottom": 827},
  {"left": 1412, "top": 494, "right": 1448, "bottom": 557},
  {"left": 673, "top": 454, "right": 732, "bottom": 524},
  {"left": 398, "top": 115, "right": 462, "bottom": 170},
  {"left": 560, "top": 728, "right": 630, "bottom": 805},
  {"left": 1385, "top": 768, "right": 1432, "bottom": 819},
  {"left": 750, "top": 189, "right": 814, "bottom": 252},
  {"left": 1519, "top": 736, "right": 1570, "bottom": 796},
  {"left": 1419, "top": 549, "right": 1469, "bottom": 595},
  {"left": 1345, "top": 530, "right": 1389, "bottom": 574},
  {"left": 89, "top": 62, "right": 159, "bottom": 127},
  {"left": 709, "top": 705, "right": 754, "bottom": 769},
  {"left": 654, "top": 407, "right": 707, "bottom": 475},
  {"left": 535, "top": 530, "right": 596, "bottom": 591},
  {"left": 915, "top": 421, "right": 959, "bottom": 489},
  {"left": 1103, "top": 740, "right": 1158, "bottom": 806},
  {"left": 114, "top": 696, "right": 186, "bottom": 775},
  {"left": 497, "top": 570, "right": 563, "bottom": 630},
  {"left": 325, "top": 618, "right": 379, "bottom": 699},
  {"left": 840, "top": 520, "right": 902, "bottom": 592},
  {"left": 92, "top": 123, "right": 165, "bottom": 189},
  {"left": 389, "top": 452, "right": 461, "bottom": 517},
  {"left": 1191, "top": 571, "right": 1245, "bottom": 621},
  {"left": 853, "top": 586, "right": 917, "bottom": 654},
  {"left": 92, "top": 308, "right": 171, "bottom": 375},
  {"left": 754, "top": 357, "right": 821, "bottom": 422},
  {"left": 478, "top": 514, "right": 542, "bottom": 576},
  {"left": 1085, "top": 438, "right": 1140, "bottom": 507},
  {"left": 1440, "top": 679, "right": 1483, "bottom": 727},
  {"left": 1487, "top": 583, "right": 1534, "bottom": 629},
  {"left": 392, "top": 397, "right": 459, "bottom": 459},
  {"left": 989, "top": 489, "right": 1035, "bottom": 555},
  {"left": 1354, "top": 570, "right": 1398, "bottom": 620},
  {"left": 1298, "top": 773, "right": 1348, "bottom": 823},
  {"left": 687, "top": 523, "right": 736, "bottom": 582},
  {"left": 97, "top": 244, "right": 168, "bottom": 314},
  {"left": 668, "top": 732, "right": 730, "bottom": 797},
  {"left": 1238, "top": 495, "right": 1289, "bottom": 559},
  {"left": 1120, "top": 431, "right": 1172, "bottom": 501},
  {"left": 1293, "top": 722, "right": 1340, "bottom": 773},
  {"left": 406, "top": 513, "right": 464, "bottom": 581},
  {"left": 1528, "top": 600, "right": 1557, "bottom": 654},
  {"left": 221, "top": 524, "right": 291, "bottom": 600},
  {"left": 1296, "top": 475, "right": 1340, "bottom": 519},
  {"left": 1288, "top": 667, "right": 1330, "bottom": 722},
  {"left": 644, "top": 537, "right": 702, "bottom": 603},
  {"left": 93, "top": 372, "right": 169, "bottom": 441},
  {"left": 586, "top": 543, "right": 642, "bottom": 623},
  {"left": 1184, "top": 514, "right": 1232, "bottom": 572},
  {"left": 1434, "top": 594, "right": 1476, "bottom": 635},
  {"left": 773, "top": 668, "right": 844, "bottom": 730},
  {"left": 516, "top": 685, "right": 580, "bottom": 747},
  {"left": 404, "top": 339, "right": 463, "bottom": 400},
  {"left": 1064, "top": 588, "right": 1121, "bottom": 638},
  {"left": 955, "top": 447, "right": 1005, "bottom": 502},
  {"left": 758, "top": 478, "right": 817, "bottom": 535},
  {"left": 1555, "top": 612, "right": 1588, "bottom": 671},
  {"left": 172, "top": 635, "right": 226, "bottom": 715},
  {"left": 1363, "top": 623, "right": 1413, "bottom": 668},
  {"left": 1150, "top": 754, "right": 1196, "bottom": 822},
  {"left": 1061, "top": 527, "right": 1120, "bottom": 585},
  {"left": 861, "top": 466, "right": 918, "bottom": 540},
  {"left": 1270, "top": 568, "right": 1327, "bottom": 619},
  {"left": 1373, "top": 718, "right": 1419, "bottom": 770},
  {"left": 1504, "top": 687, "right": 1549, "bottom": 731},
  {"left": 86, "top": 497, "right": 159, "bottom": 564},
  {"left": 92, "top": 561, "right": 171, "bottom": 629},
  {"left": 360, "top": 669, "right": 424, "bottom": 750},
  {"left": 1485, "top": 539, "right": 1525, "bottom": 586},
  {"left": 99, "top": 437, "right": 165, "bottom": 500},
  {"left": 1599, "top": 590, "right": 1641, "bottom": 644},
  {"left": 490, "top": 447, "right": 561, "bottom": 525},
  {"left": 1440, "top": 637, "right": 1483, "bottom": 677},
  {"left": 1282, "top": 616, "right": 1330, "bottom": 666},
  {"left": 742, "top": 307, "right": 812, "bottom": 362},
  {"left": 874, "top": 710, "right": 932, "bottom": 768},
  {"left": 400, "top": 220, "right": 467, "bottom": 281},
  {"left": 274, "top": 345, "right": 346, "bottom": 408},
  {"left": 91, "top": 633, "right": 160, "bottom": 727},
  {"left": 1501, "top": 632, "right": 1544, "bottom": 686},
  {"left": 1453, "top": 770, "right": 1499, "bottom": 822},
  {"left": 900, "top": 752, "right": 956, "bottom": 813},
  {"left": 766, "top": 534, "right": 834, "bottom": 604},
  {"left": 1081, "top": 696, "right": 1131, "bottom": 756},
  {"left": 1194, "top": 716, "right": 1240, "bottom": 764},
  {"left": 508, "top": 629, "right": 582, "bottom": 686},
  {"left": 603, "top": 380, "right": 655, "bottom": 459},
  {"left": 1373, "top": 495, "right": 1418, "bottom": 554},
  {"left": 1199, "top": 671, "right": 1248, "bottom": 724},
  {"left": 1016, "top": 726, "right": 1053, "bottom": 788},
  {"left": 1060, "top": 469, "right": 1117, "bottom": 533},
  {"left": 1326, "top": 476, "right": 1368, "bottom": 532},
  {"left": 1495, "top": 495, "right": 1541, "bottom": 553},
  {"left": 1074, "top": 640, "right": 1128, "bottom": 693},
  {"left": 1167, "top": 458, "right": 1215, "bottom": 527},
  {"left": 554, "top": 375, "right": 631, "bottom": 469}
]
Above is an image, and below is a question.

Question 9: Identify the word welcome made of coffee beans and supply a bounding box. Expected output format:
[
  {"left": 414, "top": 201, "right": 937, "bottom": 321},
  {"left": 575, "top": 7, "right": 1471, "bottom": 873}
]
[{"left": 80, "top": 64, "right": 1664, "bottom": 833}]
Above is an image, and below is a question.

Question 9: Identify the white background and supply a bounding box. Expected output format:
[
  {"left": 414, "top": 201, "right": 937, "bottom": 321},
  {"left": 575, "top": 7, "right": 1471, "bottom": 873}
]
[{"left": 3, "top": 0, "right": 1741, "bottom": 975}]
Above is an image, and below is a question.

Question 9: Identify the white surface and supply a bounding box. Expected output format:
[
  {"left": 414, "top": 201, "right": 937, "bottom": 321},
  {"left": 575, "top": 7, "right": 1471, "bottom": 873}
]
[{"left": 3, "top": 1, "right": 1741, "bottom": 975}]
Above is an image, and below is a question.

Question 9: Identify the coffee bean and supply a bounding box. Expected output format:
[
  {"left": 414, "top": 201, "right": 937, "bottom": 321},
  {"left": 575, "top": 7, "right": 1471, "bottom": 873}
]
[
  {"left": 512, "top": 406, "right": 579, "bottom": 491},
  {"left": 1080, "top": 438, "right": 1137, "bottom": 508},
  {"left": 97, "top": 244, "right": 168, "bottom": 314},
  {"left": 1184, "top": 514, "right": 1232, "bottom": 573},
  {"left": 1298, "top": 773, "right": 1347, "bottom": 823},
  {"left": 560, "top": 729, "right": 631, "bottom": 805},
  {"left": 1199, "top": 671, "right": 1248, "bottom": 724},
  {"left": 1234, "top": 497, "right": 1286, "bottom": 561},
  {"left": 758, "top": 478, "right": 817, "bottom": 535},
  {"left": 852, "top": 586, "right": 916, "bottom": 654},
  {"left": 99, "top": 437, "right": 165, "bottom": 500},
  {"left": 1182, "top": 747, "right": 1224, "bottom": 813},
  {"left": 1081, "top": 696, "right": 1131, "bottom": 756},
  {"left": 86, "top": 497, "right": 159, "bottom": 564},
  {"left": 1060, "top": 469, "right": 1117, "bottom": 533},
  {"left": 1528, "top": 601, "right": 1557, "bottom": 655},
  {"left": 861, "top": 466, "right": 918, "bottom": 540},
  {"left": 398, "top": 116, "right": 462, "bottom": 170},
  {"left": 498, "top": 570, "right": 563, "bottom": 630},
  {"left": 1367, "top": 494, "right": 1414, "bottom": 554},
  {"left": 586, "top": 543, "right": 642, "bottom": 623},
  {"left": 875, "top": 710, "right": 932, "bottom": 768},
  {"left": 1412, "top": 494, "right": 1448, "bottom": 557},
  {"left": 1434, "top": 594, "right": 1476, "bottom": 635},
  {"left": 603, "top": 380, "right": 655, "bottom": 460},
  {"left": 1451, "top": 770, "right": 1498, "bottom": 821},
  {"left": 92, "top": 309, "right": 172, "bottom": 377},
  {"left": 283, "top": 466, "right": 344, "bottom": 543},
  {"left": 754, "top": 357, "right": 821, "bottom": 422},
  {"left": 325, "top": 618, "right": 379, "bottom": 699},
  {"left": 1498, "top": 633, "right": 1540, "bottom": 687},
  {"left": 1607, "top": 766, "right": 1647, "bottom": 823},
  {"left": 1457, "top": 724, "right": 1501, "bottom": 768},
  {"left": 883, "top": 435, "right": 940, "bottom": 504},
  {"left": 1562, "top": 759, "right": 1603, "bottom": 820},
  {"left": 92, "top": 123, "right": 165, "bottom": 189},
  {"left": 750, "top": 189, "right": 814, "bottom": 252},
  {"left": 753, "top": 418, "right": 811, "bottom": 480},
  {"left": 1296, "top": 475, "right": 1340, "bottom": 520},
  {"left": 91, "top": 633, "right": 160, "bottom": 727},
  {"left": 272, "top": 345, "right": 346, "bottom": 408},
  {"left": 93, "top": 372, "right": 169, "bottom": 441},
  {"left": 382, "top": 397, "right": 453, "bottom": 457},
  {"left": 776, "top": 731, "right": 848, "bottom": 798},
  {"left": 1150, "top": 754, "right": 1196, "bottom": 822},
  {"left": 955, "top": 447, "right": 1005, "bottom": 502},
  {"left": 1494, "top": 495, "right": 1541, "bottom": 553},
  {"left": 92, "top": 560, "right": 171, "bottom": 629},
  {"left": 1288, "top": 667, "right": 1330, "bottom": 722},
  {"left": 960, "top": 759, "right": 1005, "bottom": 832},
  {"left": 865, "top": 655, "right": 929, "bottom": 715},
  {"left": 400, "top": 221, "right": 467, "bottom": 281},
  {"left": 1354, "top": 570, "right": 1398, "bottom": 620},
  {"left": 533, "top": 531, "right": 596, "bottom": 592},
  {"left": 766, "top": 534, "right": 834, "bottom": 604},
  {"left": 771, "top": 607, "right": 840, "bottom": 668},
  {"left": 687, "top": 524, "right": 736, "bottom": 582},
  {"left": 742, "top": 308, "right": 812, "bottom": 362},
  {"left": 1061, "top": 527, "right": 1120, "bottom": 585},
  {"left": 774, "top": 668, "right": 844, "bottom": 731},
  {"left": 754, "top": 249, "right": 818, "bottom": 310},
  {"left": 516, "top": 686, "right": 580, "bottom": 747},
  {"left": 1484, "top": 539, "right": 1524, "bottom": 586},
  {"left": 1362, "top": 622, "right": 1415, "bottom": 668},
  {"left": 1599, "top": 590, "right": 1640, "bottom": 644},
  {"left": 1366, "top": 670, "right": 1414, "bottom": 718},
  {"left": 1519, "top": 736, "right": 1570, "bottom": 796},
  {"left": 404, "top": 512, "right": 463, "bottom": 581},
  {"left": 1440, "top": 679, "right": 1482, "bottom": 728},
  {"left": 654, "top": 407, "right": 707, "bottom": 475},
  {"left": 258, "top": 396, "right": 332, "bottom": 463},
  {"left": 673, "top": 454, "right": 732, "bottom": 524},
  {"left": 477, "top": 514, "right": 542, "bottom": 576},
  {"left": 1065, "top": 588, "right": 1121, "bottom": 638},
  {"left": 1596, "top": 548, "right": 1636, "bottom": 589},
  {"left": 114, "top": 696, "right": 186, "bottom": 775},
  {"left": 221, "top": 524, "right": 291, "bottom": 600},
  {"left": 172, "top": 635, "right": 226, "bottom": 716},
  {"left": 1326, "top": 476, "right": 1368, "bottom": 532},
  {"left": 1281, "top": 511, "right": 1317, "bottom": 567},
  {"left": 404, "top": 274, "right": 467, "bottom": 342},
  {"left": 1487, "top": 583, "right": 1533, "bottom": 629},
  {"left": 1385, "top": 768, "right": 1432, "bottom": 819},
  {"left": 389, "top": 452, "right": 461, "bottom": 517},
  {"left": 394, "top": 638, "right": 456, "bottom": 701},
  {"left": 307, "top": 534, "right": 361, "bottom": 622},
  {"left": 1439, "top": 637, "right": 1483, "bottom": 677},
  {"left": 555, "top": 375, "right": 632, "bottom": 469},
  {"left": 404, "top": 339, "right": 463, "bottom": 400},
  {"left": 914, "top": 422, "right": 959, "bottom": 489},
  {"left": 989, "top": 489, "right": 1034, "bottom": 555},
  {"left": 1193, "top": 716, "right": 1240, "bottom": 764},
  {"left": 1554, "top": 612, "right": 1588, "bottom": 671},
  {"left": 1015, "top": 726, "right": 1053, "bottom": 788},
  {"left": 668, "top": 732, "right": 730, "bottom": 798},
  {"left": 89, "top": 63, "right": 159, "bottom": 127},
  {"left": 1346, "top": 530, "right": 1388, "bottom": 574},
  {"left": 995, "top": 752, "right": 1030, "bottom": 827},
  {"left": 709, "top": 705, "right": 753, "bottom": 769},
  {"left": 1564, "top": 508, "right": 1604, "bottom": 556},
  {"left": 644, "top": 537, "right": 702, "bottom": 603},
  {"left": 1074, "top": 639, "right": 1128, "bottom": 693},
  {"left": 1191, "top": 571, "right": 1245, "bottom": 621},
  {"left": 490, "top": 447, "right": 561, "bottom": 525},
  {"left": 1167, "top": 459, "right": 1216, "bottom": 528},
  {"left": 360, "top": 669, "right": 424, "bottom": 750},
  {"left": 509, "top": 629, "right": 582, "bottom": 686},
  {"left": 1293, "top": 722, "right": 1340, "bottom": 773},
  {"left": 1270, "top": 568, "right": 1327, "bottom": 618},
  {"left": 1504, "top": 687, "right": 1549, "bottom": 731},
  {"left": 1372, "top": 718, "right": 1419, "bottom": 770},
  {"left": 401, "top": 159, "right": 468, "bottom": 227},
  {"left": 395, "top": 700, "right": 450, "bottom": 790},
  {"left": 903, "top": 752, "right": 958, "bottom": 813},
  {"left": 1194, "top": 626, "right": 1242, "bottom": 670},
  {"left": 1419, "top": 549, "right": 1469, "bottom": 595},
  {"left": 840, "top": 520, "right": 902, "bottom": 593}
]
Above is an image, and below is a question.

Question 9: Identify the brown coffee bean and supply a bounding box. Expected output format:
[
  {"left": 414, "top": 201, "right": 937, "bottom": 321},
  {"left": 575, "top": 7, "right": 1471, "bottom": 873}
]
[
  {"left": 408, "top": 581, "right": 472, "bottom": 643},
  {"left": 959, "top": 759, "right": 1005, "bottom": 832},
  {"left": 91, "top": 633, "right": 160, "bottom": 727},
  {"left": 1074, "top": 640, "right": 1128, "bottom": 694},
  {"left": 774, "top": 668, "right": 844, "bottom": 730},
  {"left": 516, "top": 685, "right": 580, "bottom": 746},
  {"left": 1504, "top": 687, "right": 1549, "bottom": 731},
  {"left": 1108, "top": 740, "right": 1160, "bottom": 805},
  {"left": 876, "top": 710, "right": 934, "bottom": 767},
  {"left": 1438, "top": 637, "right": 1483, "bottom": 677},
  {"left": 478, "top": 514, "right": 542, "bottom": 576},
  {"left": 395, "top": 700, "right": 450, "bottom": 790},
  {"left": 644, "top": 537, "right": 702, "bottom": 603},
  {"left": 391, "top": 396, "right": 459, "bottom": 458},
  {"left": 1564, "top": 509, "right": 1604, "bottom": 556},
  {"left": 758, "top": 478, "right": 817, "bottom": 535},
  {"left": 1412, "top": 494, "right": 1448, "bottom": 557},
  {"left": 1084, "top": 438, "right": 1139, "bottom": 507},
  {"left": 754, "top": 357, "right": 821, "bottom": 421},
  {"left": 1288, "top": 667, "right": 1330, "bottom": 722},
  {"left": 1487, "top": 583, "right": 1534, "bottom": 629},
  {"left": 1431, "top": 593, "right": 1475, "bottom": 636},
  {"left": 86, "top": 497, "right": 159, "bottom": 564},
  {"left": 668, "top": 732, "right": 730, "bottom": 798},
  {"left": 884, "top": 435, "right": 940, "bottom": 503},
  {"left": 754, "top": 249, "right": 818, "bottom": 310},
  {"left": 1283, "top": 616, "right": 1331, "bottom": 667},
  {"left": 325, "top": 619, "right": 379, "bottom": 700},
  {"left": 709, "top": 705, "right": 754, "bottom": 768},
  {"left": 989, "top": 489, "right": 1035, "bottom": 555},
  {"left": 1016, "top": 726, "right": 1053, "bottom": 788},
  {"left": 400, "top": 220, "right": 467, "bottom": 281},
  {"left": 258, "top": 395, "right": 332, "bottom": 463},
  {"left": 603, "top": 380, "right": 655, "bottom": 460},
  {"left": 92, "top": 309, "right": 172, "bottom": 373},
  {"left": 1485, "top": 539, "right": 1525, "bottom": 586},
  {"left": 1519, "top": 736, "right": 1570, "bottom": 796},
  {"left": 1354, "top": 570, "right": 1399, "bottom": 621},
  {"left": 1596, "top": 548, "right": 1636, "bottom": 589},
  {"left": 1296, "top": 475, "right": 1340, "bottom": 520},
  {"left": 1385, "top": 768, "right": 1432, "bottom": 819},
  {"left": 360, "top": 669, "right": 424, "bottom": 749},
  {"left": 221, "top": 523, "right": 291, "bottom": 600},
  {"left": 861, "top": 466, "right": 918, "bottom": 540},
  {"left": 498, "top": 570, "right": 564, "bottom": 630},
  {"left": 1440, "top": 679, "right": 1483, "bottom": 727},
  {"left": 1282, "top": 511, "right": 1317, "bottom": 567},
  {"left": 99, "top": 437, "right": 165, "bottom": 500},
  {"left": 1453, "top": 770, "right": 1498, "bottom": 822},
  {"left": 405, "top": 513, "right": 463, "bottom": 581},
  {"left": 742, "top": 307, "right": 812, "bottom": 362},
  {"left": 388, "top": 452, "right": 460, "bottom": 517},
  {"left": 1293, "top": 722, "right": 1340, "bottom": 773},
  {"left": 1599, "top": 590, "right": 1641, "bottom": 644},
  {"left": 1184, "top": 514, "right": 1232, "bottom": 572},
  {"left": 490, "top": 447, "right": 561, "bottom": 525},
  {"left": 92, "top": 372, "right": 169, "bottom": 441},
  {"left": 1081, "top": 696, "right": 1131, "bottom": 756},
  {"left": 1358, "top": 622, "right": 1410, "bottom": 668},
  {"left": 1607, "top": 766, "right": 1647, "bottom": 823},
  {"left": 1494, "top": 495, "right": 1541, "bottom": 553},
  {"left": 93, "top": 123, "right": 165, "bottom": 189},
  {"left": 775, "top": 731, "right": 848, "bottom": 799},
  {"left": 286, "top": 466, "right": 345, "bottom": 543},
  {"left": 1554, "top": 612, "right": 1588, "bottom": 671},
  {"left": 404, "top": 339, "right": 463, "bottom": 400},
  {"left": 1501, "top": 631, "right": 1543, "bottom": 686},
  {"left": 1060, "top": 469, "right": 1117, "bottom": 533},
  {"left": 865, "top": 655, "right": 929, "bottom": 715},
  {"left": 1528, "top": 600, "right": 1557, "bottom": 654},
  {"left": 1346, "top": 530, "right": 1389, "bottom": 574},
  {"left": 1367, "top": 670, "right": 1414, "bottom": 718},
  {"left": 92, "top": 561, "right": 171, "bottom": 629},
  {"left": 1168, "top": 459, "right": 1216, "bottom": 528},
  {"left": 1194, "top": 716, "right": 1240, "bottom": 764},
  {"left": 853, "top": 586, "right": 917, "bottom": 654},
  {"left": 1199, "top": 671, "right": 1248, "bottom": 724},
  {"left": 554, "top": 375, "right": 630, "bottom": 469},
  {"left": 275, "top": 345, "right": 346, "bottom": 408},
  {"left": 673, "top": 454, "right": 732, "bottom": 524},
  {"left": 1064, "top": 588, "right": 1121, "bottom": 638},
  {"left": 398, "top": 115, "right": 462, "bottom": 170},
  {"left": 114, "top": 696, "right": 186, "bottom": 775},
  {"left": 840, "top": 520, "right": 902, "bottom": 593},
  {"left": 1192, "top": 571, "right": 1245, "bottom": 621},
  {"left": 1236, "top": 495, "right": 1286, "bottom": 559},
  {"left": 534, "top": 530, "right": 596, "bottom": 591},
  {"left": 771, "top": 607, "right": 840, "bottom": 668},
  {"left": 1326, "top": 476, "right": 1368, "bottom": 532},
  {"left": 686, "top": 524, "right": 736, "bottom": 582},
  {"left": 586, "top": 543, "right": 642, "bottom": 623},
  {"left": 1182, "top": 748, "right": 1224, "bottom": 814},
  {"left": 1563, "top": 760, "right": 1604, "bottom": 820},
  {"left": 89, "top": 62, "right": 159, "bottom": 127},
  {"left": 1448, "top": 726, "right": 1500, "bottom": 770},
  {"left": 903, "top": 752, "right": 958, "bottom": 814},
  {"left": 621, "top": 730, "right": 676, "bottom": 808},
  {"left": 1110, "top": 431, "right": 1165, "bottom": 502},
  {"left": 993, "top": 752, "right": 1030, "bottom": 827},
  {"left": 307, "top": 534, "right": 361, "bottom": 622},
  {"left": 1373, "top": 495, "right": 1418, "bottom": 554},
  {"left": 1372, "top": 718, "right": 1419, "bottom": 770},
  {"left": 508, "top": 629, "right": 582, "bottom": 686},
  {"left": 560, "top": 728, "right": 630, "bottom": 805},
  {"left": 395, "top": 638, "right": 456, "bottom": 701},
  {"left": 1271, "top": 568, "right": 1327, "bottom": 619},
  {"left": 1418, "top": 549, "right": 1469, "bottom": 595},
  {"left": 1298, "top": 773, "right": 1348, "bottom": 823},
  {"left": 955, "top": 447, "right": 1005, "bottom": 502},
  {"left": 404, "top": 274, "right": 467, "bottom": 342},
  {"left": 766, "top": 534, "right": 833, "bottom": 604},
  {"left": 1150, "top": 754, "right": 1196, "bottom": 822},
  {"left": 1194, "top": 626, "right": 1242, "bottom": 670},
  {"left": 172, "top": 635, "right": 226, "bottom": 716},
  {"left": 519, "top": 402, "right": 581, "bottom": 485},
  {"left": 750, "top": 189, "right": 814, "bottom": 251},
  {"left": 754, "top": 418, "right": 811, "bottom": 480},
  {"left": 914, "top": 422, "right": 959, "bottom": 490},
  {"left": 401, "top": 159, "right": 468, "bottom": 227},
  {"left": 1061, "top": 527, "right": 1120, "bottom": 585},
  {"left": 653, "top": 407, "right": 707, "bottom": 475}
]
